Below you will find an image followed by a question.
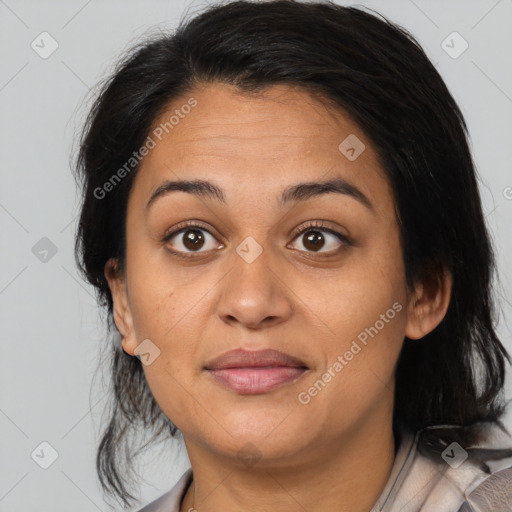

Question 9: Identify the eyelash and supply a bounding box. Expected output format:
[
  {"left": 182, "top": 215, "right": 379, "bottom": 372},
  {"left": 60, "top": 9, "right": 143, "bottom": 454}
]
[{"left": 161, "top": 220, "right": 350, "bottom": 259}]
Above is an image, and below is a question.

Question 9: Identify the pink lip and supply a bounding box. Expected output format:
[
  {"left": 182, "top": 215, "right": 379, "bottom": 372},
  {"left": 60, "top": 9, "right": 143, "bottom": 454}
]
[
  {"left": 204, "top": 348, "right": 308, "bottom": 394},
  {"left": 207, "top": 367, "right": 307, "bottom": 394}
]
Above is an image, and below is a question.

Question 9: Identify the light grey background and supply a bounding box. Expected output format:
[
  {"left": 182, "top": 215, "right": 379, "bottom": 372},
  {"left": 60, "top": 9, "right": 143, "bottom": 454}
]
[{"left": 1, "top": 0, "right": 511, "bottom": 510}]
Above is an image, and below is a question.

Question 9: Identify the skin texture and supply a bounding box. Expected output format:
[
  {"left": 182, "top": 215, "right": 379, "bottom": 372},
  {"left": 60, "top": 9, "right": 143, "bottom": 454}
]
[{"left": 105, "top": 82, "right": 452, "bottom": 512}]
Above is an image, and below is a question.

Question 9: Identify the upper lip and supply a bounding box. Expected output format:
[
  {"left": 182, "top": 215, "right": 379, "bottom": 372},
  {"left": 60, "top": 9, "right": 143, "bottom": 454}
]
[{"left": 204, "top": 348, "right": 308, "bottom": 370}]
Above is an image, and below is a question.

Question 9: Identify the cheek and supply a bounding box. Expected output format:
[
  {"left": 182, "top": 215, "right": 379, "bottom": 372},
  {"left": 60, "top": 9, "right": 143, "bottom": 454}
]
[
  {"left": 125, "top": 241, "right": 198, "bottom": 338},
  {"left": 304, "top": 241, "right": 408, "bottom": 397},
  {"left": 127, "top": 275, "right": 208, "bottom": 431},
  {"left": 296, "top": 302, "right": 406, "bottom": 427},
  {"left": 125, "top": 253, "right": 218, "bottom": 395},
  {"left": 320, "top": 294, "right": 406, "bottom": 388},
  {"left": 140, "top": 363, "right": 210, "bottom": 439},
  {"left": 304, "top": 256, "right": 407, "bottom": 351}
]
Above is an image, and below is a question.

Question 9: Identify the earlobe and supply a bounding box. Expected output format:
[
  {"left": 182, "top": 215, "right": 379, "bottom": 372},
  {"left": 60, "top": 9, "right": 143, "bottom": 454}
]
[
  {"left": 405, "top": 267, "right": 453, "bottom": 340},
  {"left": 104, "top": 258, "right": 138, "bottom": 355}
]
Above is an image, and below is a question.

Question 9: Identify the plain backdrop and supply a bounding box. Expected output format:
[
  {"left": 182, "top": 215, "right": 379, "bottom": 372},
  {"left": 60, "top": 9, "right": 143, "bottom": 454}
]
[{"left": 1, "top": 0, "right": 511, "bottom": 511}]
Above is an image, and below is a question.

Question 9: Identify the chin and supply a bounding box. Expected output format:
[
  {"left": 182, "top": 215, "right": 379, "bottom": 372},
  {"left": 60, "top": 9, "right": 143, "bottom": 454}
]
[{"left": 201, "top": 412, "right": 315, "bottom": 462}]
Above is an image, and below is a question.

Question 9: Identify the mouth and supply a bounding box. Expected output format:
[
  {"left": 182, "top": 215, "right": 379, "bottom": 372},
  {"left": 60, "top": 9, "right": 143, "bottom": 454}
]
[
  {"left": 203, "top": 348, "right": 308, "bottom": 394},
  {"left": 205, "top": 367, "right": 308, "bottom": 394}
]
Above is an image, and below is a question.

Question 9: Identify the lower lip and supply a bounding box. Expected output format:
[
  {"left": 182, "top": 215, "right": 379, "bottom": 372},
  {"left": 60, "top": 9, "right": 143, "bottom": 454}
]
[{"left": 206, "top": 367, "right": 307, "bottom": 394}]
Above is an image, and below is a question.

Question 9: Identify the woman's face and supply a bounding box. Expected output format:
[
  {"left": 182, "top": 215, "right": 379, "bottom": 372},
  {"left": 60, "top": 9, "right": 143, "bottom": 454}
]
[{"left": 106, "top": 82, "right": 447, "bottom": 468}]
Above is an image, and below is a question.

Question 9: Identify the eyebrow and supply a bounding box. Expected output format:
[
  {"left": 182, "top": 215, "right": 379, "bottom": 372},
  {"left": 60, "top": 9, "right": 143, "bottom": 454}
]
[{"left": 145, "top": 176, "right": 374, "bottom": 213}]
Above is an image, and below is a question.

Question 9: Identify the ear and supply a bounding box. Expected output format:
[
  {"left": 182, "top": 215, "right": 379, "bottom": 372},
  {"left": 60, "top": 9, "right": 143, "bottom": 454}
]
[
  {"left": 405, "top": 265, "right": 453, "bottom": 340},
  {"left": 104, "top": 258, "right": 138, "bottom": 355}
]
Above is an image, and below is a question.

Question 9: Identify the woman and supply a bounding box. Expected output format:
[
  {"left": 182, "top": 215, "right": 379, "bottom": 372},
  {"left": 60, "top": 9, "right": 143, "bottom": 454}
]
[{"left": 73, "top": 1, "right": 512, "bottom": 510}]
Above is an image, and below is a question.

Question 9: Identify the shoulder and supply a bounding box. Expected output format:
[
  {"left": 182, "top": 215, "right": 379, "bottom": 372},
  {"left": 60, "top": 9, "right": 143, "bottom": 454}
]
[
  {"left": 376, "top": 418, "right": 512, "bottom": 512},
  {"left": 136, "top": 468, "right": 193, "bottom": 512}
]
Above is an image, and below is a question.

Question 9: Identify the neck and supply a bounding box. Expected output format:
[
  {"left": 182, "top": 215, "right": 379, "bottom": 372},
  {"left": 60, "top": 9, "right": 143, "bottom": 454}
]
[{"left": 180, "top": 412, "right": 396, "bottom": 512}]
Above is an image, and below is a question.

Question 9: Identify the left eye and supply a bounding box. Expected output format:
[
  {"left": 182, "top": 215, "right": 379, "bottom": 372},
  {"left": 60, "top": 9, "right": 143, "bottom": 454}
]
[{"left": 289, "top": 227, "right": 347, "bottom": 253}]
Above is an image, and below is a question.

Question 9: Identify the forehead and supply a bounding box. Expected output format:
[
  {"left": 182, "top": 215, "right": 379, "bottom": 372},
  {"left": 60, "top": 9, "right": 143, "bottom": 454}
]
[
  {"left": 149, "top": 82, "right": 362, "bottom": 154},
  {"left": 130, "top": 82, "right": 394, "bottom": 215}
]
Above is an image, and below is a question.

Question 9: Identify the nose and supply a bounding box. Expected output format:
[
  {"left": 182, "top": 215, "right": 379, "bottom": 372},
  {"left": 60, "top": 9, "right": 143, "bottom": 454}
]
[{"left": 216, "top": 243, "right": 294, "bottom": 331}]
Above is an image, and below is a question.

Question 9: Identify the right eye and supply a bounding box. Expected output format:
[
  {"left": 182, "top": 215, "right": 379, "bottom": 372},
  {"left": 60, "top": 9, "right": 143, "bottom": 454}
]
[{"left": 162, "top": 223, "right": 224, "bottom": 257}]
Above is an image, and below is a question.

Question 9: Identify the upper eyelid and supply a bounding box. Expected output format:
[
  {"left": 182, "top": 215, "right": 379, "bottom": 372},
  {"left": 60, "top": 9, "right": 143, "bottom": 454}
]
[
  {"left": 164, "top": 221, "right": 344, "bottom": 238},
  {"left": 289, "top": 221, "right": 348, "bottom": 240}
]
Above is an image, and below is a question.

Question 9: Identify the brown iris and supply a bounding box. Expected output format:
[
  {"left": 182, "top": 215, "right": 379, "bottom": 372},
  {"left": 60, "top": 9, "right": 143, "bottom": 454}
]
[
  {"left": 182, "top": 229, "right": 205, "bottom": 251},
  {"left": 303, "top": 231, "right": 325, "bottom": 252}
]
